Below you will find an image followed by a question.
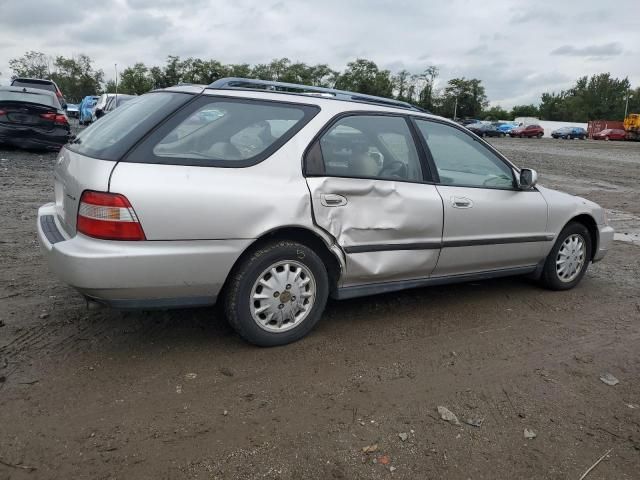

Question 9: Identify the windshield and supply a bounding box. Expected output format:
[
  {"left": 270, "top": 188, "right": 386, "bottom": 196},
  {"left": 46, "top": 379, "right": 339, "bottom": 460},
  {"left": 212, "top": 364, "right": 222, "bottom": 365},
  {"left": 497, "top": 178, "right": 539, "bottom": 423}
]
[
  {"left": 68, "top": 92, "right": 193, "bottom": 160},
  {"left": 11, "top": 79, "right": 56, "bottom": 92}
]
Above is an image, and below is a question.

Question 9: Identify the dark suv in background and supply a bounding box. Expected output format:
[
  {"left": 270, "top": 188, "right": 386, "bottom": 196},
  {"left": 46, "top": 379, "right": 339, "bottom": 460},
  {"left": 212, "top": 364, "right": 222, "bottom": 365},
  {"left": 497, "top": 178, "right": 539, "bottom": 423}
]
[{"left": 10, "top": 78, "right": 66, "bottom": 108}]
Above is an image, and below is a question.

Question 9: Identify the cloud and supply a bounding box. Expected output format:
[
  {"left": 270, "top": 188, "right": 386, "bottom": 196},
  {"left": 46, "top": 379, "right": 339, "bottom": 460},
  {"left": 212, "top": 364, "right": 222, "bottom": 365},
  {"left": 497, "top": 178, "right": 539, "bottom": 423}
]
[
  {"left": 0, "top": 0, "right": 89, "bottom": 27},
  {"left": 70, "top": 11, "right": 173, "bottom": 45},
  {"left": 0, "top": 0, "right": 638, "bottom": 108},
  {"left": 126, "top": 0, "right": 207, "bottom": 8},
  {"left": 551, "top": 43, "right": 623, "bottom": 57}
]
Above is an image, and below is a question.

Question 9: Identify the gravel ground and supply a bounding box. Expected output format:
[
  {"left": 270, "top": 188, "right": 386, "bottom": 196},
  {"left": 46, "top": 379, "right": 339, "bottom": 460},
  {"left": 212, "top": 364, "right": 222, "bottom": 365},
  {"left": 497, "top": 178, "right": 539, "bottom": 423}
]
[{"left": 1, "top": 138, "right": 639, "bottom": 480}]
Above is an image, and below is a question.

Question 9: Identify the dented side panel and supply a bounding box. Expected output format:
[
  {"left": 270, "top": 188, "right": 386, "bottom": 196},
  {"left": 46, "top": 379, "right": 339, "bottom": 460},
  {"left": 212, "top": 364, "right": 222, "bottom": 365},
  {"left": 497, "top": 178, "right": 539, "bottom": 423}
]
[{"left": 306, "top": 177, "right": 444, "bottom": 286}]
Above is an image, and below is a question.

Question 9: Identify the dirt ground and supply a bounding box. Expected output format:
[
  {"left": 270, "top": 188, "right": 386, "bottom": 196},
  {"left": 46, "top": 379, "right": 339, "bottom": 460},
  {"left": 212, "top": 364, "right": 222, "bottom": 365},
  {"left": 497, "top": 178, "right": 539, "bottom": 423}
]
[{"left": 1, "top": 138, "right": 639, "bottom": 480}]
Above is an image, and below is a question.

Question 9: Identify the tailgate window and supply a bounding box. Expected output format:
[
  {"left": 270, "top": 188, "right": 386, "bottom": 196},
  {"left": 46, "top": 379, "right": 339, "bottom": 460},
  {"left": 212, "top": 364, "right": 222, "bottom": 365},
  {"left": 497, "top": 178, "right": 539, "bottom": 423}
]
[
  {"left": 67, "top": 92, "right": 194, "bottom": 161},
  {"left": 126, "top": 96, "right": 319, "bottom": 167}
]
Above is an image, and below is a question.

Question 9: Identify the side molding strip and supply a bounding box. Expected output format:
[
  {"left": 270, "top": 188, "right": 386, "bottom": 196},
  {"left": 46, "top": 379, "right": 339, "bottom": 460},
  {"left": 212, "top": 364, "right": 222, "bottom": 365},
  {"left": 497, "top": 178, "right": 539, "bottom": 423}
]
[
  {"left": 344, "top": 242, "right": 441, "bottom": 254},
  {"left": 334, "top": 265, "right": 538, "bottom": 300},
  {"left": 344, "top": 235, "right": 554, "bottom": 254}
]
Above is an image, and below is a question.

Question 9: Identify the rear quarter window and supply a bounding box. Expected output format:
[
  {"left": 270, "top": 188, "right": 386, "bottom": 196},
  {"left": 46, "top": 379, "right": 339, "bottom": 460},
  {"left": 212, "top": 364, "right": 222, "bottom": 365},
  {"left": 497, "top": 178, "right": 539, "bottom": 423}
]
[
  {"left": 67, "top": 92, "right": 194, "bottom": 160},
  {"left": 126, "top": 96, "right": 319, "bottom": 167}
]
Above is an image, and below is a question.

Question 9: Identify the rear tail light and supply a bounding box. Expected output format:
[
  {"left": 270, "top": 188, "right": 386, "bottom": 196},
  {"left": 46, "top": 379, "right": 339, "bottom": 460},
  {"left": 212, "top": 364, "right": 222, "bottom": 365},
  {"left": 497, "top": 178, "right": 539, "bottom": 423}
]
[
  {"left": 40, "top": 113, "right": 68, "bottom": 125},
  {"left": 77, "top": 191, "right": 146, "bottom": 241}
]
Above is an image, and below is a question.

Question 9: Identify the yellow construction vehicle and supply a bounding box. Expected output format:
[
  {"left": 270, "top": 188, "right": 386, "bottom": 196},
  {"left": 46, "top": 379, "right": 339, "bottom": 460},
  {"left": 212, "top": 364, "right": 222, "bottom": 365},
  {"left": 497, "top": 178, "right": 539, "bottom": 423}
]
[{"left": 624, "top": 113, "right": 640, "bottom": 141}]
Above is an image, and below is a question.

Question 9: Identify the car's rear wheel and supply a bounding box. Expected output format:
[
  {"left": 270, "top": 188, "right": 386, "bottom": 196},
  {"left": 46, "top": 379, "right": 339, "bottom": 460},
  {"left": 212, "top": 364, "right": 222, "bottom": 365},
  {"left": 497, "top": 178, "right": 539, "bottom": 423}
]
[
  {"left": 540, "top": 222, "right": 592, "bottom": 290},
  {"left": 224, "top": 240, "right": 329, "bottom": 346}
]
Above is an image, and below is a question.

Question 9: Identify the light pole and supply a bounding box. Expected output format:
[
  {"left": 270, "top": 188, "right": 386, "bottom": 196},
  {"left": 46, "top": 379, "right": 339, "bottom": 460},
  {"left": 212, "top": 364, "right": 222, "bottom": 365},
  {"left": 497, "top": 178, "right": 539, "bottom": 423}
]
[
  {"left": 624, "top": 90, "right": 632, "bottom": 119},
  {"left": 114, "top": 63, "right": 118, "bottom": 102},
  {"left": 453, "top": 96, "right": 458, "bottom": 120}
]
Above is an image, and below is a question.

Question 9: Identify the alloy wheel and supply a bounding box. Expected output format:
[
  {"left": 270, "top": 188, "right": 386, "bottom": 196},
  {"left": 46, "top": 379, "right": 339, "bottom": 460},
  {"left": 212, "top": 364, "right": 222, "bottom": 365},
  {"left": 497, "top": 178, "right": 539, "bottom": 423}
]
[
  {"left": 249, "top": 260, "right": 317, "bottom": 333},
  {"left": 555, "top": 234, "right": 586, "bottom": 283}
]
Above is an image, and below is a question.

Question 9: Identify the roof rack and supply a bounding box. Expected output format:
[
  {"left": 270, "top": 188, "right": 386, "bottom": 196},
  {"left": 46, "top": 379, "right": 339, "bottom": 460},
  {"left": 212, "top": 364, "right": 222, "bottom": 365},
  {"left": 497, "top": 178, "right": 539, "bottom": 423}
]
[{"left": 207, "top": 77, "right": 421, "bottom": 111}]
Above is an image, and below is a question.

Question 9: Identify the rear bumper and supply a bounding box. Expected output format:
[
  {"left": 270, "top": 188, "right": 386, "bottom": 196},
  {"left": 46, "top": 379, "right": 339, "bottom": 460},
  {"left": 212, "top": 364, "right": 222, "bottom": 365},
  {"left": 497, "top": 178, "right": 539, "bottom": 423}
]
[
  {"left": 37, "top": 203, "right": 252, "bottom": 309},
  {"left": 593, "top": 224, "right": 615, "bottom": 262},
  {"left": 0, "top": 124, "right": 70, "bottom": 150}
]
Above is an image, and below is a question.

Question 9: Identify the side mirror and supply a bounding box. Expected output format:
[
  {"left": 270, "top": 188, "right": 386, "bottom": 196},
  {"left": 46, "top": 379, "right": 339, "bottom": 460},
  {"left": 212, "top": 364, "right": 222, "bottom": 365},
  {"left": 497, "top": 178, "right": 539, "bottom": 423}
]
[{"left": 518, "top": 168, "right": 538, "bottom": 189}]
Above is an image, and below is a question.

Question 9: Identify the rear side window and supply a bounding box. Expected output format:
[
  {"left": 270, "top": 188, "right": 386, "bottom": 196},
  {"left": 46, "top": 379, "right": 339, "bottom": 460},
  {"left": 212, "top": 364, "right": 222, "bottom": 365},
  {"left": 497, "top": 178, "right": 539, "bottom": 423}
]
[
  {"left": 0, "top": 90, "right": 57, "bottom": 107},
  {"left": 306, "top": 115, "right": 424, "bottom": 182},
  {"left": 67, "top": 92, "right": 193, "bottom": 160},
  {"left": 148, "top": 98, "right": 316, "bottom": 165}
]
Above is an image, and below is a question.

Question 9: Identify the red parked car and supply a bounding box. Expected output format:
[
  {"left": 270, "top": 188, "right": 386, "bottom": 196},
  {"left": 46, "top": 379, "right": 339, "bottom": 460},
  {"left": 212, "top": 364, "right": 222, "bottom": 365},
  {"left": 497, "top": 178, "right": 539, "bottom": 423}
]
[
  {"left": 509, "top": 124, "right": 544, "bottom": 138},
  {"left": 592, "top": 128, "right": 626, "bottom": 141}
]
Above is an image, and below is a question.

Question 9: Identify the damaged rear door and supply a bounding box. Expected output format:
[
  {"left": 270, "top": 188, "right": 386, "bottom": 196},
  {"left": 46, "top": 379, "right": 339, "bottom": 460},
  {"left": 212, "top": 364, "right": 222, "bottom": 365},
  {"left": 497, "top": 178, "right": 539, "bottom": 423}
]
[{"left": 304, "top": 113, "right": 443, "bottom": 287}]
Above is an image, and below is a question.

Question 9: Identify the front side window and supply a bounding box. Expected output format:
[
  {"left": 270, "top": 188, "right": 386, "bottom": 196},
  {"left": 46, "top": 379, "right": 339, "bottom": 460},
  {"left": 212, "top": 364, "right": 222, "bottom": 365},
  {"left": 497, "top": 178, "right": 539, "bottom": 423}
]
[
  {"left": 310, "top": 115, "right": 423, "bottom": 182},
  {"left": 152, "top": 100, "right": 311, "bottom": 163},
  {"left": 415, "top": 120, "right": 514, "bottom": 189}
]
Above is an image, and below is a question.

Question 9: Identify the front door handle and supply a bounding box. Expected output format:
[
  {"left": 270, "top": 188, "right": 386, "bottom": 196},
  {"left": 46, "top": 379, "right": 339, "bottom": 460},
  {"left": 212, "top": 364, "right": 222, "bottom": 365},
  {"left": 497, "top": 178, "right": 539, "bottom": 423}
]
[
  {"left": 321, "top": 193, "right": 347, "bottom": 207},
  {"left": 451, "top": 196, "right": 473, "bottom": 209}
]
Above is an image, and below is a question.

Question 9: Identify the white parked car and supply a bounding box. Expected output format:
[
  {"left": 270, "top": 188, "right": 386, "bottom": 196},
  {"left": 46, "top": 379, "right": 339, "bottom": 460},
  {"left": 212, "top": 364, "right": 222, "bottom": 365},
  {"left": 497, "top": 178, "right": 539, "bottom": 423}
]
[{"left": 37, "top": 78, "right": 614, "bottom": 346}]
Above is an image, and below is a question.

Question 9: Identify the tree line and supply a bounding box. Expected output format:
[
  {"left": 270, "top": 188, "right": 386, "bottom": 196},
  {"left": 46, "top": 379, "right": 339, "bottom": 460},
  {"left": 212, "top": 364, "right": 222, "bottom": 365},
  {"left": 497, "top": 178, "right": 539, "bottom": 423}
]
[{"left": 5, "top": 51, "right": 639, "bottom": 122}]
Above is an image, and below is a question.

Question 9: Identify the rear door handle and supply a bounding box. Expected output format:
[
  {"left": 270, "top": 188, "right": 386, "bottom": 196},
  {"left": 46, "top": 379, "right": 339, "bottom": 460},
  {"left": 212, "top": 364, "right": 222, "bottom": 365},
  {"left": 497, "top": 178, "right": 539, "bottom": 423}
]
[
  {"left": 321, "top": 193, "right": 347, "bottom": 207},
  {"left": 451, "top": 196, "right": 473, "bottom": 209}
]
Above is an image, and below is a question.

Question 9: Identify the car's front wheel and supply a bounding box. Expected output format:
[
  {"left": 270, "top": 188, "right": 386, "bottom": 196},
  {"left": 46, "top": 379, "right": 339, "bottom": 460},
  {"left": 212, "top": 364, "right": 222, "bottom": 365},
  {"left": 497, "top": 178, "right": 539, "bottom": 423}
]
[
  {"left": 541, "top": 222, "right": 592, "bottom": 290},
  {"left": 224, "top": 240, "right": 329, "bottom": 346}
]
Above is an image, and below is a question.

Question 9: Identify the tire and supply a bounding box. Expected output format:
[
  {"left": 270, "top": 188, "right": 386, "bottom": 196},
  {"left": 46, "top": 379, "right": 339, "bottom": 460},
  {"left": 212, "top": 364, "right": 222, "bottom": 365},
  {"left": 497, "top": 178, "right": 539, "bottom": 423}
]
[
  {"left": 540, "top": 222, "right": 592, "bottom": 291},
  {"left": 224, "top": 240, "right": 329, "bottom": 346},
  {"left": 537, "top": 133, "right": 543, "bottom": 138}
]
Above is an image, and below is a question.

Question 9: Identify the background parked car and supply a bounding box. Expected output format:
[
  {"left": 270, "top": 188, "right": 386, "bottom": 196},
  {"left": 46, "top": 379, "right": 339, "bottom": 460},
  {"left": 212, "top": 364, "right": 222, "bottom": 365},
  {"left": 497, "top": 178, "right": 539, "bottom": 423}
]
[
  {"left": 467, "top": 123, "right": 505, "bottom": 137},
  {"left": 101, "top": 94, "right": 136, "bottom": 116},
  {"left": 492, "top": 122, "right": 518, "bottom": 135},
  {"left": 10, "top": 78, "right": 66, "bottom": 108},
  {"left": 458, "top": 118, "right": 480, "bottom": 126},
  {"left": 509, "top": 124, "right": 544, "bottom": 138},
  {"left": 65, "top": 103, "right": 79, "bottom": 118},
  {"left": 0, "top": 86, "right": 70, "bottom": 151},
  {"left": 92, "top": 93, "right": 115, "bottom": 121},
  {"left": 79, "top": 95, "right": 99, "bottom": 125},
  {"left": 551, "top": 127, "right": 587, "bottom": 140},
  {"left": 592, "top": 128, "right": 626, "bottom": 141}
]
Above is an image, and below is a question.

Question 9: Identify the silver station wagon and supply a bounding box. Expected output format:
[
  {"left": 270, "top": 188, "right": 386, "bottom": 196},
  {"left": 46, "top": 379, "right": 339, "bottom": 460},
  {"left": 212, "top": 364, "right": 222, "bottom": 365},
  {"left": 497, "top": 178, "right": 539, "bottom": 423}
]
[{"left": 37, "top": 78, "right": 614, "bottom": 346}]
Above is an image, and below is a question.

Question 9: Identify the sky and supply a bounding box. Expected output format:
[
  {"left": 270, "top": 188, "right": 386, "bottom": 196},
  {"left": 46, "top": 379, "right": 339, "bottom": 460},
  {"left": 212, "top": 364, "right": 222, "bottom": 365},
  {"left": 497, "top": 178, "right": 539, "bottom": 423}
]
[{"left": 0, "top": 0, "right": 638, "bottom": 108}]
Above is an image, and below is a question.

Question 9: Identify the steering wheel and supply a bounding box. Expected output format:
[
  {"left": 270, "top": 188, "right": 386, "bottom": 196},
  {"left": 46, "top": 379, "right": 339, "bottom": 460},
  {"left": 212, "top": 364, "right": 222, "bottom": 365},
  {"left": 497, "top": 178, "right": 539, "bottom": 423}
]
[
  {"left": 483, "top": 174, "right": 509, "bottom": 187},
  {"left": 379, "top": 160, "right": 407, "bottom": 179}
]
